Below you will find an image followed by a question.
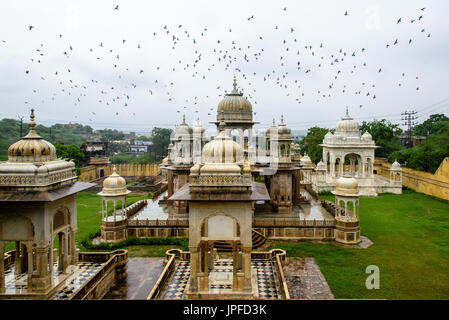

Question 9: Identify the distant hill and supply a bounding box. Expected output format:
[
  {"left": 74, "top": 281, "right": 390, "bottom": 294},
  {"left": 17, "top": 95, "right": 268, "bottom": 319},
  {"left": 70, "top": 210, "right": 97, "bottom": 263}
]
[{"left": 0, "top": 118, "right": 97, "bottom": 161}]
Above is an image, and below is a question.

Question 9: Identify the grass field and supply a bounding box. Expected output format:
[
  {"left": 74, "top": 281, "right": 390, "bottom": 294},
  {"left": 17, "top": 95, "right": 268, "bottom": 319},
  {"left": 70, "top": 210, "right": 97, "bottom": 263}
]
[{"left": 270, "top": 189, "right": 449, "bottom": 299}]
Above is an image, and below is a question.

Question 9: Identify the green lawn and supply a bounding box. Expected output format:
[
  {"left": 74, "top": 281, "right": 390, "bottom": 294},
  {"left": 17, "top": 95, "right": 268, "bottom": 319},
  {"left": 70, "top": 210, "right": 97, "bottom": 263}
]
[{"left": 270, "top": 189, "right": 449, "bottom": 299}]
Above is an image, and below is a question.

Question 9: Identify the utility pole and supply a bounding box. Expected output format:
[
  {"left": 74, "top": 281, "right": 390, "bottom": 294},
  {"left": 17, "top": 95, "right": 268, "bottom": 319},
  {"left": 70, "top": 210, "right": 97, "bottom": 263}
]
[
  {"left": 401, "top": 110, "right": 417, "bottom": 148},
  {"left": 18, "top": 115, "right": 24, "bottom": 137}
]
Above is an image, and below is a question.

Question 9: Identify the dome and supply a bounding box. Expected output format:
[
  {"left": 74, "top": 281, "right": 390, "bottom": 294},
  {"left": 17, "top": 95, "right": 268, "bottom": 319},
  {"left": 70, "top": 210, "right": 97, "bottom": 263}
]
[
  {"left": 361, "top": 131, "right": 372, "bottom": 141},
  {"left": 277, "top": 115, "right": 291, "bottom": 136},
  {"left": 201, "top": 125, "right": 243, "bottom": 165},
  {"left": 391, "top": 160, "right": 402, "bottom": 170},
  {"left": 324, "top": 131, "right": 333, "bottom": 139},
  {"left": 99, "top": 166, "right": 131, "bottom": 196},
  {"left": 8, "top": 109, "right": 57, "bottom": 163},
  {"left": 335, "top": 107, "right": 360, "bottom": 134},
  {"left": 316, "top": 160, "right": 327, "bottom": 171},
  {"left": 333, "top": 174, "right": 359, "bottom": 196},
  {"left": 174, "top": 114, "right": 193, "bottom": 136},
  {"left": 300, "top": 154, "right": 313, "bottom": 166},
  {"left": 217, "top": 76, "right": 252, "bottom": 122}
]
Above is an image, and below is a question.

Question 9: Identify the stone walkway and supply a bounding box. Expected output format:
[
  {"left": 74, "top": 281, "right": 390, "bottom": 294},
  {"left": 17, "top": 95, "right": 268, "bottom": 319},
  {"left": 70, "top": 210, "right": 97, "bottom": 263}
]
[
  {"left": 283, "top": 257, "right": 334, "bottom": 299},
  {"left": 103, "top": 257, "right": 165, "bottom": 299}
]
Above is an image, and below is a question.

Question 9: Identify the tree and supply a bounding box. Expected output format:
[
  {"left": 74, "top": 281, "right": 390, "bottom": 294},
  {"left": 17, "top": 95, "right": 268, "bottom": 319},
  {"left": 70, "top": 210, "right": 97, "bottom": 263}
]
[
  {"left": 54, "top": 144, "right": 85, "bottom": 174},
  {"left": 97, "top": 129, "right": 125, "bottom": 142},
  {"left": 390, "top": 121, "right": 449, "bottom": 173},
  {"left": 299, "top": 126, "right": 330, "bottom": 163},
  {"left": 412, "top": 113, "right": 449, "bottom": 136},
  {"left": 359, "top": 119, "right": 403, "bottom": 158},
  {"left": 151, "top": 127, "right": 173, "bottom": 160}
]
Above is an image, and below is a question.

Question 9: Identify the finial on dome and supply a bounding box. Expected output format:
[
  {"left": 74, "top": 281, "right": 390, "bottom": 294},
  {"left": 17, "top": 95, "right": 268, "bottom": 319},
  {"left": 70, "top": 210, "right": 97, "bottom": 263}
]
[
  {"left": 345, "top": 106, "right": 349, "bottom": 116},
  {"left": 218, "top": 120, "right": 226, "bottom": 132},
  {"left": 182, "top": 114, "right": 186, "bottom": 124},
  {"left": 113, "top": 165, "right": 117, "bottom": 173},
  {"left": 280, "top": 114, "right": 284, "bottom": 125},
  {"left": 233, "top": 74, "right": 237, "bottom": 90},
  {"left": 272, "top": 118, "right": 275, "bottom": 125},
  {"left": 29, "top": 108, "right": 36, "bottom": 129}
]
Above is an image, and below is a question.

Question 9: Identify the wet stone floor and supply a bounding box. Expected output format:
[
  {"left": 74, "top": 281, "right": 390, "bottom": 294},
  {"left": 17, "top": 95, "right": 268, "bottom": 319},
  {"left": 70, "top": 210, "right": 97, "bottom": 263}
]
[
  {"left": 162, "top": 259, "right": 280, "bottom": 299},
  {"left": 103, "top": 257, "right": 165, "bottom": 299}
]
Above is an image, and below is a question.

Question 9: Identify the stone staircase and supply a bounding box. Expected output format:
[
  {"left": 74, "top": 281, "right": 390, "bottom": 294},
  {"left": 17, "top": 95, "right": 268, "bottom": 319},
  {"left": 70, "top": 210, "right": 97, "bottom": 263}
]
[{"left": 213, "top": 229, "right": 266, "bottom": 252}]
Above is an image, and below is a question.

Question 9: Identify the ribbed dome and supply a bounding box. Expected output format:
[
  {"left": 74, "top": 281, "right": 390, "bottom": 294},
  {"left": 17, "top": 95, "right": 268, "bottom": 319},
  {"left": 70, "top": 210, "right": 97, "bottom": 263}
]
[
  {"left": 217, "top": 76, "right": 252, "bottom": 122},
  {"left": 99, "top": 166, "right": 130, "bottom": 196},
  {"left": 277, "top": 115, "right": 291, "bottom": 135},
  {"left": 174, "top": 114, "right": 193, "bottom": 135},
  {"left": 201, "top": 129, "right": 243, "bottom": 164},
  {"left": 8, "top": 109, "right": 57, "bottom": 163},
  {"left": 333, "top": 174, "right": 359, "bottom": 196},
  {"left": 336, "top": 108, "right": 360, "bottom": 134}
]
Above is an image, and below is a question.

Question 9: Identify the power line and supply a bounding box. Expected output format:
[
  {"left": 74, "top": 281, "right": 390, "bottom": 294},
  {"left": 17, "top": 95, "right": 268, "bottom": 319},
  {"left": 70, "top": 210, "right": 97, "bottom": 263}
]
[{"left": 401, "top": 110, "right": 417, "bottom": 148}]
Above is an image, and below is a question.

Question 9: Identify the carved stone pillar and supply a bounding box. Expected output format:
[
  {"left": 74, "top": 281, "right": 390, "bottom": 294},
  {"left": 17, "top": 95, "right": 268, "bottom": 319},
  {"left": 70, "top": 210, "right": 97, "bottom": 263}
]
[
  {"left": 241, "top": 246, "right": 252, "bottom": 292},
  {"left": 31, "top": 245, "right": 51, "bottom": 292},
  {"left": 189, "top": 246, "right": 199, "bottom": 292}
]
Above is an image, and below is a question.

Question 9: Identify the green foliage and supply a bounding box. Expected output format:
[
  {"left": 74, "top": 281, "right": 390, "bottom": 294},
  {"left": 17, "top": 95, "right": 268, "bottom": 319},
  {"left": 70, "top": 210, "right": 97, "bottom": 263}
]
[
  {"left": 299, "top": 126, "right": 330, "bottom": 163},
  {"left": 55, "top": 144, "right": 85, "bottom": 175},
  {"left": 80, "top": 236, "right": 188, "bottom": 251},
  {"left": 151, "top": 127, "right": 173, "bottom": 160},
  {"left": 96, "top": 128, "right": 125, "bottom": 142},
  {"left": 109, "top": 141, "right": 130, "bottom": 154},
  {"left": 412, "top": 114, "right": 449, "bottom": 136},
  {"left": 135, "top": 135, "right": 152, "bottom": 141},
  {"left": 318, "top": 190, "right": 333, "bottom": 196},
  {"left": 360, "top": 119, "right": 403, "bottom": 158},
  {"left": 390, "top": 121, "right": 449, "bottom": 173}
]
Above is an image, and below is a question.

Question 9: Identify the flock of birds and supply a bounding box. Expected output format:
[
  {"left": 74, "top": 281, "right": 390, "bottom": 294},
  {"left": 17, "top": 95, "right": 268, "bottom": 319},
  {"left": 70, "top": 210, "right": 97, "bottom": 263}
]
[{"left": 0, "top": 4, "right": 433, "bottom": 129}]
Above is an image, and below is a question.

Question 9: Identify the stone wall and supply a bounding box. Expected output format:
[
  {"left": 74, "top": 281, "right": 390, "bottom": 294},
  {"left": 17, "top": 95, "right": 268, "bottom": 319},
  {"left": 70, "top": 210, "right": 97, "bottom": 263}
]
[
  {"left": 79, "top": 163, "right": 161, "bottom": 182},
  {"left": 375, "top": 157, "right": 449, "bottom": 201}
]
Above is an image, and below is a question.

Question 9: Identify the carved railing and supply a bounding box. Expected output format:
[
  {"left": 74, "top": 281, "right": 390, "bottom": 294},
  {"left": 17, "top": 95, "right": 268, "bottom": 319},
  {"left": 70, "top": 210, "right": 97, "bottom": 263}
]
[
  {"left": 127, "top": 218, "right": 189, "bottom": 227},
  {"left": 147, "top": 249, "right": 181, "bottom": 300},
  {"left": 70, "top": 250, "right": 128, "bottom": 300},
  {"left": 123, "top": 200, "right": 148, "bottom": 218},
  {"left": 253, "top": 218, "right": 335, "bottom": 228},
  {"left": 270, "top": 249, "right": 290, "bottom": 299}
]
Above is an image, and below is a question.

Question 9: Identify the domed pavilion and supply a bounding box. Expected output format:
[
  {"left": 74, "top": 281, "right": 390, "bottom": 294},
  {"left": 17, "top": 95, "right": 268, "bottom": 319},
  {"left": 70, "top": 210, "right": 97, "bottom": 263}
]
[{"left": 0, "top": 109, "right": 94, "bottom": 297}]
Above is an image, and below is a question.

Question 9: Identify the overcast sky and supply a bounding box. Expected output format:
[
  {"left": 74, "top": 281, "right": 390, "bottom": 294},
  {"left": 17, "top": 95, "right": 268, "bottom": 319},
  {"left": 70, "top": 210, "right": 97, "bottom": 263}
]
[{"left": 0, "top": 0, "right": 448, "bottom": 135}]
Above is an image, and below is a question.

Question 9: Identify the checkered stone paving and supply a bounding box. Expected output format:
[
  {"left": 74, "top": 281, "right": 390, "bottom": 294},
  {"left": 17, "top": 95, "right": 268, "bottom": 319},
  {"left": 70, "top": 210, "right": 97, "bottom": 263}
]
[
  {"left": 4, "top": 261, "right": 104, "bottom": 298},
  {"left": 162, "top": 261, "right": 190, "bottom": 299},
  {"left": 52, "top": 262, "right": 104, "bottom": 300},
  {"left": 161, "top": 259, "right": 279, "bottom": 299}
]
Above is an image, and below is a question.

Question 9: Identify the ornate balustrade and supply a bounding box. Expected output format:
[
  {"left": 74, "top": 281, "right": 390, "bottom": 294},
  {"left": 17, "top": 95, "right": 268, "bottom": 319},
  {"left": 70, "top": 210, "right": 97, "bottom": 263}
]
[
  {"left": 70, "top": 250, "right": 128, "bottom": 300},
  {"left": 127, "top": 218, "right": 189, "bottom": 227},
  {"left": 253, "top": 218, "right": 335, "bottom": 228}
]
